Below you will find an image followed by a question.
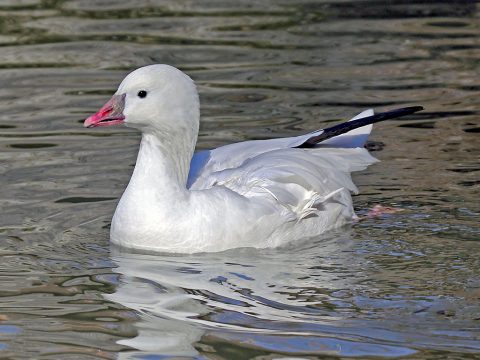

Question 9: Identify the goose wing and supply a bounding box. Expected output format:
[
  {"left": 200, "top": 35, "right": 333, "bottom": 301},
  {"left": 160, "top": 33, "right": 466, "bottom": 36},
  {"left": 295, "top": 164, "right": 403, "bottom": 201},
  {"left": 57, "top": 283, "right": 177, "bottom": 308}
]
[{"left": 188, "top": 106, "right": 422, "bottom": 189}]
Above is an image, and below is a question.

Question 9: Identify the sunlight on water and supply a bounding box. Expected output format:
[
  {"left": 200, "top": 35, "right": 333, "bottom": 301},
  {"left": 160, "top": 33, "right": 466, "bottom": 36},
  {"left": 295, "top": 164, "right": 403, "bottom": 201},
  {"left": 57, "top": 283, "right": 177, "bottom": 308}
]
[{"left": 0, "top": 0, "right": 479, "bottom": 359}]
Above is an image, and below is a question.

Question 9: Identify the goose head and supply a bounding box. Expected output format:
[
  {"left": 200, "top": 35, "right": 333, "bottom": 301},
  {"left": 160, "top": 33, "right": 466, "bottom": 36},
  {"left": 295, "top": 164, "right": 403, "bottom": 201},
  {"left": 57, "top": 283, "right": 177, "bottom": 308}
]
[{"left": 84, "top": 64, "right": 200, "bottom": 139}]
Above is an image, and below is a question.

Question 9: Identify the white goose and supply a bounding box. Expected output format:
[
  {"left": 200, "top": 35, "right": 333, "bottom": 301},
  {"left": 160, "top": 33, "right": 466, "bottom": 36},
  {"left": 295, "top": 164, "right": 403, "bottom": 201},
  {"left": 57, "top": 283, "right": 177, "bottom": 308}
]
[{"left": 84, "top": 64, "right": 422, "bottom": 253}]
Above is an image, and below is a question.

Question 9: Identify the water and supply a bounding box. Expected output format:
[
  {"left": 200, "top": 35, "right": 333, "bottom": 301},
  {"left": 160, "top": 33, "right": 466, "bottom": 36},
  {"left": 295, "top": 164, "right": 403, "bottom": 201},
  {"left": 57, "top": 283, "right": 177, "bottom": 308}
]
[{"left": 0, "top": 1, "right": 479, "bottom": 358}]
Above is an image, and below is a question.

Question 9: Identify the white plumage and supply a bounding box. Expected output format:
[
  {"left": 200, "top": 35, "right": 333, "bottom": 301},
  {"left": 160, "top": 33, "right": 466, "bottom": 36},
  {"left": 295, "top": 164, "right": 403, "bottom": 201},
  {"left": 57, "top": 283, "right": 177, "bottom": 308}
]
[{"left": 85, "top": 64, "right": 379, "bottom": 253}]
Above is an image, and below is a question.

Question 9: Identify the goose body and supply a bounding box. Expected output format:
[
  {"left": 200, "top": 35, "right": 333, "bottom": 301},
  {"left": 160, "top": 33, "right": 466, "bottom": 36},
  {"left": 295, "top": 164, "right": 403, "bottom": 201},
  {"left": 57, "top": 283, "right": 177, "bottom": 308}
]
[{"left": 84, "top": 64, "right": 421, "bottom": 253}]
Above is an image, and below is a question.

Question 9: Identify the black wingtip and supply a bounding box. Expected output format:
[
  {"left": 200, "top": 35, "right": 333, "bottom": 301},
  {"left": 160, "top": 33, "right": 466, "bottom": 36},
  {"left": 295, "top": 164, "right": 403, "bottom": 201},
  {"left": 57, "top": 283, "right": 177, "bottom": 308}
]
[
  {"left": 297, "top": 106, "right": 424, "bottom": 148},
  {"left": 378, "top": 106, "right": 424, "bottom": 118}
]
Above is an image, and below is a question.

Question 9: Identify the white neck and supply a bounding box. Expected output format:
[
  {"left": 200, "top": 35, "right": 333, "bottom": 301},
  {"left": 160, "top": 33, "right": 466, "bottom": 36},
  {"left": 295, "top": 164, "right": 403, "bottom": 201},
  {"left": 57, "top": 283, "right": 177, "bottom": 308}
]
[
  {"left": 111, "top": 129, "right": 197, "bottom": 248},
  {"left": 129, "top": 131, "right": 193, "bottom": 198}
]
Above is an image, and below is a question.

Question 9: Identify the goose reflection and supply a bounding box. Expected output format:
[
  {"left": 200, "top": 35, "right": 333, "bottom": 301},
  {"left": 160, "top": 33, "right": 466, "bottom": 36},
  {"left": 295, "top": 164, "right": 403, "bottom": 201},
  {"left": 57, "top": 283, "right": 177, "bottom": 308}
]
[{"left": 106, "top": 231, "right": 425, "bottom": 358}]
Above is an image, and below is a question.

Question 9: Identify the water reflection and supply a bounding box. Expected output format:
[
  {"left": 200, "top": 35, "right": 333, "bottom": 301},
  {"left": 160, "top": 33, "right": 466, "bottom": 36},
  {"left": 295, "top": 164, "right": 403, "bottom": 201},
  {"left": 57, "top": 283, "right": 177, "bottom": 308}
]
[{"left": 108, "top": 230, "right": 480, "bottom": 358}]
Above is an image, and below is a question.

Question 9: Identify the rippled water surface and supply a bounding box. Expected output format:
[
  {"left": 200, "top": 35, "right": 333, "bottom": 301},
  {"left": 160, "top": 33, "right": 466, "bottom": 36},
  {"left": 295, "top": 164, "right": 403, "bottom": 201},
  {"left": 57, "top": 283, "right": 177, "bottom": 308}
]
[{"left": 1, "top": 1, "right": 479, "bottom": 359}]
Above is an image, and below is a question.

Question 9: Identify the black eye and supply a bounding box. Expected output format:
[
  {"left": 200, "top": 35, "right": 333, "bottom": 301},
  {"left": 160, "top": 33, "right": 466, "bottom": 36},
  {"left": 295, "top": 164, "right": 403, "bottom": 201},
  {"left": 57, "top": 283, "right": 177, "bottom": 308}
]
[{"left": 137, "top": 90, "right": 147, "bottom": 98}]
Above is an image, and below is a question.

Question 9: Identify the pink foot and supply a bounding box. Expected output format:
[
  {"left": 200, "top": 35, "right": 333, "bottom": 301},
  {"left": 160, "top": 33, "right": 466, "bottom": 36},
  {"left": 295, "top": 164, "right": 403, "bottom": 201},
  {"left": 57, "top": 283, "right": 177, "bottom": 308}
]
[{"left": 365, "top": 204, "right": 403, "bottom": 218}]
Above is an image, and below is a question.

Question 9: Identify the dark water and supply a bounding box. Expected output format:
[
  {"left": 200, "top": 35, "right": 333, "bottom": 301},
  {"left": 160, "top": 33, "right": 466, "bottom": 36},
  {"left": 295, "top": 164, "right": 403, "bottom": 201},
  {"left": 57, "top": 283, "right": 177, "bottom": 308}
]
[{"left": 1, "top": 1, "right": 479, "bottom": 359}]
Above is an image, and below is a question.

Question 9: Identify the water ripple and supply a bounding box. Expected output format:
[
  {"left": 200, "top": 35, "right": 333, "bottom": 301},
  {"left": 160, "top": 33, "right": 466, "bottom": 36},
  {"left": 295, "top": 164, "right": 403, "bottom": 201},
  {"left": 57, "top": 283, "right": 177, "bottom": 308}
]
[{"left": 0, "top": 0, "right": 479, "bottom": 359}]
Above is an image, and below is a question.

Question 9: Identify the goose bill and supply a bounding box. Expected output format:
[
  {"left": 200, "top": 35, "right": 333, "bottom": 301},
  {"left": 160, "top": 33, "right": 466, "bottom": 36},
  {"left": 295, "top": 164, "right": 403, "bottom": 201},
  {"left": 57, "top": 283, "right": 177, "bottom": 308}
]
[{"left": 84, "top": 94, "right": 126, "bottom": 128}]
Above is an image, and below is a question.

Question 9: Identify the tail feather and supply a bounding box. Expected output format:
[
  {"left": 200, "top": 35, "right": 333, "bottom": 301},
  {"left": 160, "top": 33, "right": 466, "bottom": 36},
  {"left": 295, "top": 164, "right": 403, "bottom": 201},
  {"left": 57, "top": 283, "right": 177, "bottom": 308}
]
[{"left": 321, "top": 109, "right": 374, "bottom": 148}]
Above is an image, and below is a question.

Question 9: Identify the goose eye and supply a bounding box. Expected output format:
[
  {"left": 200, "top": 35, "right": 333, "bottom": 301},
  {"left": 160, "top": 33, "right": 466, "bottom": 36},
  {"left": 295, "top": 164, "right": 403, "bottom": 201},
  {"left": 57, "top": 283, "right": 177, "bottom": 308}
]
[{"left": 137, "top": 90, "right": 147, "bottom": 98}]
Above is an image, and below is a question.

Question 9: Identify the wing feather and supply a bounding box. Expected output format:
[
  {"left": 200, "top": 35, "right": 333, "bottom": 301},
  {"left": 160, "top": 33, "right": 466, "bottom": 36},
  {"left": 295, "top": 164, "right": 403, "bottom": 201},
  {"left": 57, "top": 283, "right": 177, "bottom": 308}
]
[
  {"left": 187, "top": 107, "right": 421, "bottom": 220},
  {"left": 188, "top": 108, "right": 377, "bottom": 189}
]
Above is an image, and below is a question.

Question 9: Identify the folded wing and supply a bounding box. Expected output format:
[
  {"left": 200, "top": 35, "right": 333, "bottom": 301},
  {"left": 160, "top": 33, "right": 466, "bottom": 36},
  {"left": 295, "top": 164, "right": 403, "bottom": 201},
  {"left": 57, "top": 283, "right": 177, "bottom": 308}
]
[
  {"left": 188, "top": 108, "right": 375, "bottom": 188},
  {"left": 187, "top": 106, "right": 421, "bottom": 222}
]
